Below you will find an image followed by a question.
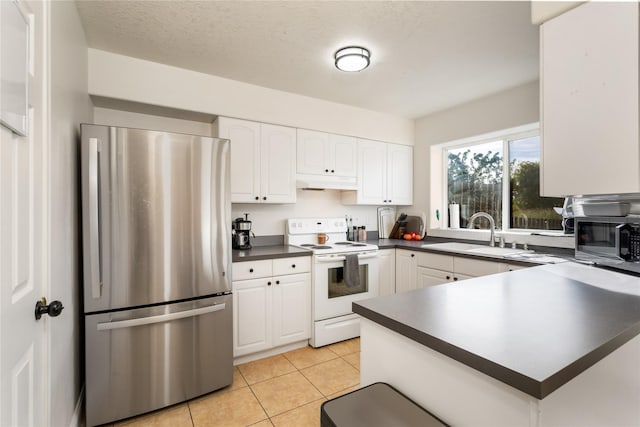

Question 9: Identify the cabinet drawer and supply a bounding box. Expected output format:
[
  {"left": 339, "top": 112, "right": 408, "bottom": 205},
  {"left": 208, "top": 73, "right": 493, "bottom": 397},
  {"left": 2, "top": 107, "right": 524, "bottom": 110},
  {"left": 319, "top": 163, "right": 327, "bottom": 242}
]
[
  {"left": 454, "top": 257, "right": 503, "bottom": 277},
  {"left": 232, "top": 260, "right": 273, "bottom": 281},
  {"left": 417, "top": 252, "right": 454, "bottom": 271},
  {"left": 273, "top": 256, "right": 311, "bottom": 276}
]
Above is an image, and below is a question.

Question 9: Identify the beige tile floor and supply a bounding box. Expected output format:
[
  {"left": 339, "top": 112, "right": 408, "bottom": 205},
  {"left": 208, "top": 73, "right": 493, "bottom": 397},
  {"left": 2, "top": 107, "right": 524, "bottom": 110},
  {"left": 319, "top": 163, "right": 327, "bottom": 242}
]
[{"left": 104, "top": 338, "right": 361, "bottom": 427}]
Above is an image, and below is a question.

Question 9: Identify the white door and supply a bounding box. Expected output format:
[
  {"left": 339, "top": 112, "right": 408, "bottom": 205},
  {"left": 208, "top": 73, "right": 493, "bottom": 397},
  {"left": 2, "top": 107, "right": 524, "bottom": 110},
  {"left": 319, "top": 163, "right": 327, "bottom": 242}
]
[
  {"left": 0, "top": 1, "right": 48, "bottom": 425},
  {"left": 387, "top": 144, "right": 413, "bottom": 205},
  {"left": 232, "top": 278, "right": 271, "bottom": 357},
  {"left": 218, "top": 117, "right": 261, "bottom": 203},
  {"left": 357, "top": 139, "right": 386, "bottom": 204},
  {"left": 272, "top": 273, "right": 310, "bottom": 347},
  {"left": 296, "top": 129, "right": 328, "bottom": 175},
  {"left": 416, "top": 267, "right": 451, "bottom": 288},
  {"left": 330, "top": 134, "right": 357, "bottom": 177},
  {"left": 395, "top": 250, "right": 417, "bottom": 293},
  {"left": 261, "top": 124, "right": 296, "bottom": 203},
  {"left": 377, "top": 249, "right": 396, "bottom": 296}
]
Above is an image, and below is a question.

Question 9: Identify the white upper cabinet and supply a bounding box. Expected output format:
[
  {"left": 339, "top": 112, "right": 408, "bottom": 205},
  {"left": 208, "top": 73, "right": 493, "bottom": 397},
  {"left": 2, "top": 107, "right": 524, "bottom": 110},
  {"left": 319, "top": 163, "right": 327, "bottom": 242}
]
[
  {"left": 346, "top": 139, "right": 413, "bottom": 205},
  {"left": 296, "top": 129, "right": 357, "bottom": 178},
  {"left": 216, "top": 117, "right": 296, "bottom": 203},
  {"left": 540, "top": 2, "right": 639, "bottom": 196}
]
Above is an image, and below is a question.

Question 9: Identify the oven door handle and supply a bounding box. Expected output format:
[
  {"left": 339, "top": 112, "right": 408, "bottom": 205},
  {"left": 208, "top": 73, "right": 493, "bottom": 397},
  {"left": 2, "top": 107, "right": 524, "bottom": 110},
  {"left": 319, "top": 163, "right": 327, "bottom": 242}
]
[{"left": 315, "top": 252, "right": 379, "bottom": 263}]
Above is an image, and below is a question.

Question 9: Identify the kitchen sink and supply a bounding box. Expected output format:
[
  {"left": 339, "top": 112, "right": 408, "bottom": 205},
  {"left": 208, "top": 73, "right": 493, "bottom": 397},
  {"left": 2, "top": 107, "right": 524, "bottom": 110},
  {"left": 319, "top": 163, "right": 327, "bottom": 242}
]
[
  {"left": 422, "top": 241, "right": 566, "bottom": 264},
  {"left": 466, "top": 246, "right": 529, "bottom": 256},
  {"left": 421, "top": 242, "right": 484, "bottom": 252},
  {"left": 422, "top": 242, "right": 531, "bottom": 259}
]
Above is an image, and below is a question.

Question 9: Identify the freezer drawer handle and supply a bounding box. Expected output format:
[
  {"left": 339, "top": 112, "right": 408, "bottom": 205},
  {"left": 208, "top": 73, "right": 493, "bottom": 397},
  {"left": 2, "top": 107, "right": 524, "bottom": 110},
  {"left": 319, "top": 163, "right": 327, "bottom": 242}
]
[{"left": 96, "top": 303, "right": 227, "bottom": 331}]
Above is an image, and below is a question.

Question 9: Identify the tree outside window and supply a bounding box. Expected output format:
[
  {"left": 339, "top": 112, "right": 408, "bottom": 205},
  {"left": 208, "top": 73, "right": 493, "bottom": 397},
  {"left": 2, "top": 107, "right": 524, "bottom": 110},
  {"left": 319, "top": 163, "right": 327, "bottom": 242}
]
[{"left": 447, "top": 134, "right": 564, "bottom": 231}]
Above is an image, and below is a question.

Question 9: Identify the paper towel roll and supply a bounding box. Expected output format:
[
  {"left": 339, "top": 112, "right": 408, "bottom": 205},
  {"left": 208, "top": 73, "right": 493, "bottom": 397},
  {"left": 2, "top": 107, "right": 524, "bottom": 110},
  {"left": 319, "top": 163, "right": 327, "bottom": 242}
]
[{"left": 449, "top": 204, "right": 460, "bottom": 229}]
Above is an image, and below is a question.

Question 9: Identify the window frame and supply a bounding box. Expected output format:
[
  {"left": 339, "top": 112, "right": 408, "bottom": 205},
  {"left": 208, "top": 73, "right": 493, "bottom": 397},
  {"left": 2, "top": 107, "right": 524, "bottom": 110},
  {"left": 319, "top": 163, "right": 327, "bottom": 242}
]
[{"left": 429, "top": 123, "right": 573, "bottom": 248}]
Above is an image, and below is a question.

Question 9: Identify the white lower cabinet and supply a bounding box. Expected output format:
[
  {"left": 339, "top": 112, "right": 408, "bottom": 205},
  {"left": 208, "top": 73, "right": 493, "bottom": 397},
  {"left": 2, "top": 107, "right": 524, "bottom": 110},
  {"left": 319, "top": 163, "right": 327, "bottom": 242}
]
[
  {"left": 396, "top": 249, "right": 528, "bottom": 293},
  {"left": 232, "top": 257, "right": 311, "bottom": 357},
  {"left": 416, "top": 266, "right": 451, "bottom": 288},
  {"left": 378, "top": 249, "right": 396, "bottom": 296},
  {"left": 395, "top": 250, "right": 417, "bottom": 293}
]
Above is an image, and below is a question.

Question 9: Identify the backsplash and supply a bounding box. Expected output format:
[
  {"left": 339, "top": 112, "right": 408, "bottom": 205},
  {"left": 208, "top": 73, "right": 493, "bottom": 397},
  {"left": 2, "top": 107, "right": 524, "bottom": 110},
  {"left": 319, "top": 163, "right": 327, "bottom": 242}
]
[{"left": 232, "top": 189, "right": 398, "bottom": 237}]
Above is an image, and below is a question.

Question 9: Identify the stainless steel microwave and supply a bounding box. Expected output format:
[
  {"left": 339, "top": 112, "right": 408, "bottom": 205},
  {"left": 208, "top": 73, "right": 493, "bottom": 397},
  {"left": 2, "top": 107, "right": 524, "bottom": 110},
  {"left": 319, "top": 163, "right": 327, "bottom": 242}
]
[{"left": 575, "top": 217, "right": 640, "bottom": 272}]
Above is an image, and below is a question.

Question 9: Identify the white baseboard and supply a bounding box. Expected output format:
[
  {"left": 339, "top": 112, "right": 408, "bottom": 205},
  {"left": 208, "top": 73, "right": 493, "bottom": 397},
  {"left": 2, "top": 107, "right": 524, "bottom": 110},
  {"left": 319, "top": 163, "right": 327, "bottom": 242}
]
[
  {"left": 69, "top": 384, "right": 85, "bottom": 427},
  {"left": 233, "top": 340, "right": 309, "bottom": 365}
]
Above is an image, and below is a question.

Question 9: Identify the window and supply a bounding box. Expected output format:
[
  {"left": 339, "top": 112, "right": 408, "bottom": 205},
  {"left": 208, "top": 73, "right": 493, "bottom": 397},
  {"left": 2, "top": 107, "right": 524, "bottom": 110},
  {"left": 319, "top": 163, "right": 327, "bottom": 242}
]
[{"left": 444, "top": 126, "right": 564, "bottom": 232}]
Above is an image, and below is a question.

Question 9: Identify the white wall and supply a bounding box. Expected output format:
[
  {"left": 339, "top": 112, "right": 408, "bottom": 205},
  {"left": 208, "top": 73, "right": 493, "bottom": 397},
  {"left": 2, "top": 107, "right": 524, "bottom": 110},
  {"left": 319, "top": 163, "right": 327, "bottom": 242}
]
[
  {"left": 49, "top": 1, "right": 93, "bottom": 425},
  {"left": 89, "top": 53, "right": 416, "bottom": 236},
  {"left": 413, "top": 81, "right": 539, "bottom": 224},
  {"left": 531, "top": 1, "right": 583, "bottom": 24},
  {"left": 94, "top": 107, "right": 212, "bottom": 136},
  {"left": 92, "top": 107, "right": 392, "bottom": 236},
  {"left": 88, "top": 49, "right": 414, "bottom": 146},
  {"left": 233, "top": 190, "right": 382, "bottom": 237}
]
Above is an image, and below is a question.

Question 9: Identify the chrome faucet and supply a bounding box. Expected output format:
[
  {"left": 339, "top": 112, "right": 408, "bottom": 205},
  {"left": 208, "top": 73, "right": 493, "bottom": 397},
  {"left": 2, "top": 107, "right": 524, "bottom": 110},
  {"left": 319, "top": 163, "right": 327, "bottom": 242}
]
[{"left": 468, "top": 212, "right": 496, "bottom": 247}]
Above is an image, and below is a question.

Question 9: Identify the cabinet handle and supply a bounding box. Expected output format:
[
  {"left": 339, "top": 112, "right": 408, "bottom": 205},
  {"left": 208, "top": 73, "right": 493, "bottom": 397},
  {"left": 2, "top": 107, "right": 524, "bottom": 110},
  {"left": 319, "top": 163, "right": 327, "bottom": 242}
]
[
  {"left": 446, "top": 275, "right": 451, "bottom": 280},
  {"left": 325, "top": 169, "right": 329, "bottom": 173},
  {"left": 331, "top": 169, "right": 335, "bottom": 173},
  {"left": 291, "top": 264, "right": 296, "bottom": 268},
  {"left": 276, "top": 280, "right": 280, "bottom": 285},
  {"left": 267, "top": 281, "right": 272, "bottom": 286},
  {"left": 453, "top": 277, "right": 458, "bottom": 281},
  {"left": 249, "top": 268, "right": 254, "bottom": 273},
  {"left": 410, "top": 253, "right": 415, "bottom": 257},
  {"left": 263, "top": 196, "right": 267, "bottom": 201},
  {"left": 383, "top": 200, "right": 387, "bottom": 203},
  {"left": 388, "top": 200, "right": 392, "bottom": 203},
  {"left": 255, "top": 196, "right": 259, "bottom": 200}
]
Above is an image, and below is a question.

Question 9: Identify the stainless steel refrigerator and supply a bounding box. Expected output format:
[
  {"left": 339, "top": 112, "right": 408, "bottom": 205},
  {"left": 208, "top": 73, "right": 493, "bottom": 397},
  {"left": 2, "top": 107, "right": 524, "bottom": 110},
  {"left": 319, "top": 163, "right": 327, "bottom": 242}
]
[{"left": 80, "top": 124, "right": 232, "bottom": 426}]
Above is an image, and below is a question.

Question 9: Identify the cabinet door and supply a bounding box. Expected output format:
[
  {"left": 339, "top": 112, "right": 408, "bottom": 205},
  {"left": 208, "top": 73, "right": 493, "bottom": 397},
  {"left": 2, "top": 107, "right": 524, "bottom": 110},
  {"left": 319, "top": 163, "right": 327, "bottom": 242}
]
[
  {"left": 261, "top": 124, "right": 296, "bottom": 203},
  {"left": 330, "top": 134, "right": 357, "bottom": 177},
  {"left": 272, "top": 273, "right": 311, "bottom": 347},
  {"left": 297, "top": 129, "right": 329, "bottom": 175},
  {"left": 233, "top": 278, "right": 272, "bottom": 357},
  {"left": 357, "top": 139, "right": 387, "bottom": 204},
  {"left": 387, "top": 144, "right": 413, "bottom": 205},
  {"left": 501, "top": 263, "right": 525, "bottom": 272},
  {"left": 217, "top": 117, "right": 261, "bottom": 203},
  {"left": 454, "top": 256, "right": 503, "bottom": 277},
  {"left": 417, "top": 267, "right": 451, "bottom": 288},
  {"left": 378, "top": 249, "right": 396, "bottom": 296},
  {"left": 395, "top": 250, "right": 417, "bottom": 293},
  {"left": 541, "top": 2, "right": 639, "bottom": 196}
]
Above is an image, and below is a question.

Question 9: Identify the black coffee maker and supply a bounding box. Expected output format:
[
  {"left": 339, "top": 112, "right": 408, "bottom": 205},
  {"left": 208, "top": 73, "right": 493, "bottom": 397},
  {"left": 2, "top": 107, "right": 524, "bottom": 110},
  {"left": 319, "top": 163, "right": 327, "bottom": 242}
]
[{"left": 232, "top": 213, "right": 252, "bottom": 249}]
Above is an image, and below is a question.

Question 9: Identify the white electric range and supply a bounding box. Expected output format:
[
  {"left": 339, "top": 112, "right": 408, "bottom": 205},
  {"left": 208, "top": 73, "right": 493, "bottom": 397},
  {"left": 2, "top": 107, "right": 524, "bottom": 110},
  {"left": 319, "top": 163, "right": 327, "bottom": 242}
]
[{"left": 286, "top": 218, "right": 379, "bottom": 347}]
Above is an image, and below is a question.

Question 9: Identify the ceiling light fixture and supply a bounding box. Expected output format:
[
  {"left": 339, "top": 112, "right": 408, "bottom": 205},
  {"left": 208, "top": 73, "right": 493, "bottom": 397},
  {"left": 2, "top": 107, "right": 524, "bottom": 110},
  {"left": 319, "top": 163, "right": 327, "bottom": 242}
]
[{"left": 334, "top": 46, "right": 370, "bottom": 72}]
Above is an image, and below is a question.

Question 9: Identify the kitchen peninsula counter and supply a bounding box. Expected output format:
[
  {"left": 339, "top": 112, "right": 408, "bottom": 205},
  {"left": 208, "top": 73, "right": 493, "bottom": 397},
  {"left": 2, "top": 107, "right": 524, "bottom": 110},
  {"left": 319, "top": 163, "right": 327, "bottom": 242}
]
[{"left": 353, "top": 262, "right": 640, "bottom": 426}]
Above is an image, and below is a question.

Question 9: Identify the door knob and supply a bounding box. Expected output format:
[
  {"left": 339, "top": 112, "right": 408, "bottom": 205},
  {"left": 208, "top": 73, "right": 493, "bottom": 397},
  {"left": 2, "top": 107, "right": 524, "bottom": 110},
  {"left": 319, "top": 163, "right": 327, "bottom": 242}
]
[{"left": 35, "top": 297, "right": 64, "bottom": 320}]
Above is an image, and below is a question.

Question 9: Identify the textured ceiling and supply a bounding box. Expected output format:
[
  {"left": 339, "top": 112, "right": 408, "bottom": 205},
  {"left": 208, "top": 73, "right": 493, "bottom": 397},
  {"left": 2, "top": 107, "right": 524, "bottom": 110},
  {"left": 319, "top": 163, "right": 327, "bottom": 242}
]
[{"left": 75, "top": 1, "right": 539, "bottom": 119}]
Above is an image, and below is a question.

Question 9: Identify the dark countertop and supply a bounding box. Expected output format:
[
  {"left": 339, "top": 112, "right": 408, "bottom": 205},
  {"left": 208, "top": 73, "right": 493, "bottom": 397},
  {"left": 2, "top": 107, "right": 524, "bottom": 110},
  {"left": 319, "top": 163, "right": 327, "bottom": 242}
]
[
  {"left": 232, "top": 245, "right": 311, "bottom": 262},
  {"left": 378, "top": 237, "right": 574, "bottom": 266},
  {"left": 231, "top": 237, "right": 574, "bottom": 265},
  {"left": 353, "top": 262, "right": 640, "bottom": 399}
]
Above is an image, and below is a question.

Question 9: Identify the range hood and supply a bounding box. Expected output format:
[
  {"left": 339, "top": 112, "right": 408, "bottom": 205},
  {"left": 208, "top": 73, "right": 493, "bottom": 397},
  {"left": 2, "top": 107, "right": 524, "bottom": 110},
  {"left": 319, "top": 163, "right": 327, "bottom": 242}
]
[{"left": 296, "top": 174, "right": 357, "bottom": 191}]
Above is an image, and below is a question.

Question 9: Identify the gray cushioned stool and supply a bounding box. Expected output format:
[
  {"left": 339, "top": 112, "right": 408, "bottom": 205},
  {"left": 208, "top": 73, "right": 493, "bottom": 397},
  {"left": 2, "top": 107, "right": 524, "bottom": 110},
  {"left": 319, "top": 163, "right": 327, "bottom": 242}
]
[{"left": 320, "top": 382, "right": 449, "bottom": 427}]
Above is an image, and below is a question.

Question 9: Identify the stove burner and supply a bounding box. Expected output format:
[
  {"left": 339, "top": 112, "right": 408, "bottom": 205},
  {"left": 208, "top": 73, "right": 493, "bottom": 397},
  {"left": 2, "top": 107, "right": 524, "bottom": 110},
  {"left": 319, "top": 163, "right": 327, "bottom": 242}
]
[
  {"left": 334, "top": 242, "right": 353, "bottom": 245},
  {"left": 300, "top": 244, "right": 315, "bottom": 247},
  {"left": 312, "top": 245, "right": 332, "bottom": 249}
]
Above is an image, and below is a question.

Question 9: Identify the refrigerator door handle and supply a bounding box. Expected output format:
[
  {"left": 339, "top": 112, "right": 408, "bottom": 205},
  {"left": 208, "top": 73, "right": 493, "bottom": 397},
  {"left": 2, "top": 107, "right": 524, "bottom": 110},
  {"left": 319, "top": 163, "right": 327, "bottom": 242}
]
[
  {"left": 89, "top": 137, "right": 102, "bottom": 299},
  {"left": 96, "top": 302, "right": 227, "bottom": 331}
]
